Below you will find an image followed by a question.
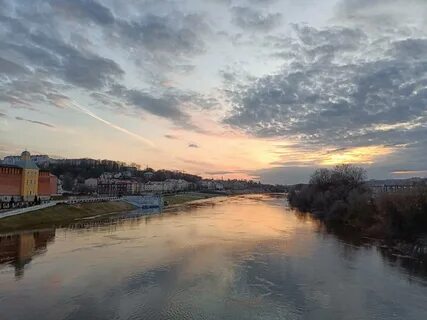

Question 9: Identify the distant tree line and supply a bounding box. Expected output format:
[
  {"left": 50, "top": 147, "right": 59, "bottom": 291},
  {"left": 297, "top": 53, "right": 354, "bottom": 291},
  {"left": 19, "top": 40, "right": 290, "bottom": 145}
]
[
  {"left": 288, "top": 164, "right": 427, "bottom": 241},
  {"left": 48, "top": 159, "right": 132, "bottom": 178},
  {"left": 134, "top": 169, "right": 202, "bottom": 183},
  {"left": 48, "top": 158, "right": 287, "bottom": 194}
]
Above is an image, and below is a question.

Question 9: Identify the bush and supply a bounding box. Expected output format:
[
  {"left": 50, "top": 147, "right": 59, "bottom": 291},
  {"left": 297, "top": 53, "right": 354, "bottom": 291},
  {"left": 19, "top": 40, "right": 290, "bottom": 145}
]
[
  {"left": 326, "top": 200, "right": 348, "bottom": 223},
  {"left": 347, "top": 189, "right": 375, "bottom": 227},
  {"left": 289, "top": 165, "right": 370, "bottom": 224},
  {"left": 288, "top": 165, "right": 427, "bottom": 240},
  {"left": 288, "top": 185, "right": 315, "bottom": 212},
  {"left": 374, "top": 188, "right": 427, "bottom": 240}
]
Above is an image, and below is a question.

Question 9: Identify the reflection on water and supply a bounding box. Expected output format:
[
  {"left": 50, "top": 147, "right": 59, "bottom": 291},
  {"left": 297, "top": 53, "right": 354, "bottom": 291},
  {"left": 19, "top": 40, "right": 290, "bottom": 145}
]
[
  {"left": 0, "top": 229, "right": 55, "bottom": 279},
  {"left": 0, "top": 194, "right": 426, "bottom": 320}
]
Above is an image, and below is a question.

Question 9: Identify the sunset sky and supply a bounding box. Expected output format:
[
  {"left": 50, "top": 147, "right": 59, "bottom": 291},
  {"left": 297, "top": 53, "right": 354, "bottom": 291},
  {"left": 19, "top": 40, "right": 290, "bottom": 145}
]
[{"left": 1, "top": 0, "right": 427, "bottom": 184}]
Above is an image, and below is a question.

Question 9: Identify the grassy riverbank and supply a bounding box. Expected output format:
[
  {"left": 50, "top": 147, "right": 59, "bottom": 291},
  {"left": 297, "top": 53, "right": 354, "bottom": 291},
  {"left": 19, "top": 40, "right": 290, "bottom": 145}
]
[
  {"left": 0, "top": 201, "right": 135, "bottom": 233},
  {"left": 0, "top": 193, "right": 222, "bottom": 233},
  {"left": 164, "top": 192, "right": 221, "bottom": 206}
]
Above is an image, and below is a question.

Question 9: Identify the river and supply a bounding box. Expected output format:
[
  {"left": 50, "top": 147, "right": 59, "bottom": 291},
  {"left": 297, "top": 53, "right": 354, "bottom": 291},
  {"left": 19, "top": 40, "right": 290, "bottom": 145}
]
[{"left": 1, "top": 194, "right": 426, "bottom": 319}]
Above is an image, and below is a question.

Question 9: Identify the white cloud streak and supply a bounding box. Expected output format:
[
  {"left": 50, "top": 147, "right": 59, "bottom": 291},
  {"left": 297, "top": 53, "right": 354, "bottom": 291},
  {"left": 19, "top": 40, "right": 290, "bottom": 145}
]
[{"left": 70, "top": 102, "right": 155, "bottom": 148}]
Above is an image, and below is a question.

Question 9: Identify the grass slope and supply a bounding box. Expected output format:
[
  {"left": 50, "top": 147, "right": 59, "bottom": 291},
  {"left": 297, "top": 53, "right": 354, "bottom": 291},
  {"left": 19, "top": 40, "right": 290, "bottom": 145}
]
[
  {"left": 163, "top": 192, "right": 220, "bottom": 206},
  {"left": 0, "top": 201, "right": 135, "bottom": 233}
]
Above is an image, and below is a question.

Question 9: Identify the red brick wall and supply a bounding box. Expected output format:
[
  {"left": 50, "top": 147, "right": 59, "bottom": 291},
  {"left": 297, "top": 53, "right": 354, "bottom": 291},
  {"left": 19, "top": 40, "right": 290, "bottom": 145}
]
[
  {"left": 0, "top": 167, "right": 22, "bottom": 196},
  {"left": 49, "top": 175, "right": 58, "bottom": 195},
  {"left": 38, "top": 172, "right": 57, "bottom": 196},
  {"left": 38, "top": 171, "right": 50, "bottom": 196},
  {"left": 1, "top": 168, "right": 58, "bottom": 197}
]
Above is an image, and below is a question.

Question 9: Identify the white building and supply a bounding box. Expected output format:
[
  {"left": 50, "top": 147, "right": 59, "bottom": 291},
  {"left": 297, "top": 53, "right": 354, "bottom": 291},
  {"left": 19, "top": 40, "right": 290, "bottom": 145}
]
[
  {"left": 141, "top": 181, "right": 165, "bottom": 193},
  {"left": 140, "top": 179, "right": 192, "bottom": 193},
  {"left": 2, "top": 154, "right": 51, "bottom": 166},
  {"left": 200, "top": 180, "right": 224, "bottom": 191},
  {"left": 174, "top": 179, "right": 191, "bottom": 191},
  {"left": 57, "top": 179, "right": 64, "bottom": 195},
  {"left": 99, "top": 172, "right": 114, "bottom": 181},
  {"left": 84, "top": 178, "right": 98, "bottom": 189}
]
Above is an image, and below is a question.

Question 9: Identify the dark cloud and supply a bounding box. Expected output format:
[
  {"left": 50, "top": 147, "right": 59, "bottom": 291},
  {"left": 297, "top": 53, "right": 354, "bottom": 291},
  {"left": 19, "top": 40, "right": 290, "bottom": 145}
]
[
  {"left": 390, "top": 38, "right": 427, "bottom": 60},
  {"left": 205, "top": 169, "right": 253, "bottom": 175},
  {"left": 107, "top": 84, "right": 215, "bottom": 130},
  {"left": 0, "top": 13, "right": 124, "bottom": 115},
  {"left": 225, "top": 25, "right": 427, "bottom": 149},
  {"left": 127, "top": 90, "right": 190, "bottom": 123},
  {"left": 231, "top": 6, "right": 282, "bottom": 32},
  {"left": 108, "top": 85, "right": 193, "bottom": 127},
  {"left": 0, "top": 56, "right": 29, "bottom": 75},
  {"left": 117, "top": 14, "right": 207, "bottom": 57},
  {"left": 336, "top": 0, "right": 427, "bottom": 23},
  {"left": 28, "top": 33, "right": 124, "bottom": 89},
  {"left": 15, "top": 116, "right": 55, "bottom": 128},
  {"left": 205, "top": 170, "right": 233, "bottom": 175},
  {"left": 0, "top": 1, "right": 210, "bottom": 130},
  {"left": 52, "top": 0, "right": 115, "bottom": 25},
  {"left": 164, "top": 134, "right": 178, "bottom": 139},
  {"left": 0, "top": 77, "right": 70, "bottom": 111}
]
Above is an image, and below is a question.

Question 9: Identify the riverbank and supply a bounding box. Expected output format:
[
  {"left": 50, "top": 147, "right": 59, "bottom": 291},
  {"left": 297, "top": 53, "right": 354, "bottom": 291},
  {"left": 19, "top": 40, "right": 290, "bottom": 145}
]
[
  {"left": 164, "top": 192, "right": 221, "bottom": 206},
  {"left": 0, "top": 201, "right": 135, "bottom": 233},
  {"left": 288, "top": 165, "right": 427, "bottom": 259},
  {"left": 0, "top": 193, "right": 223, "bottom": 233}
]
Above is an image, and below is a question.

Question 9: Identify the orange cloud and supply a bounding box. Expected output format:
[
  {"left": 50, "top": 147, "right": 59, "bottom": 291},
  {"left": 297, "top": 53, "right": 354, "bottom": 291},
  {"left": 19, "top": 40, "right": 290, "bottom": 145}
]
[{"left": 320, "top": 145, "right": 395, "bottom": 166}]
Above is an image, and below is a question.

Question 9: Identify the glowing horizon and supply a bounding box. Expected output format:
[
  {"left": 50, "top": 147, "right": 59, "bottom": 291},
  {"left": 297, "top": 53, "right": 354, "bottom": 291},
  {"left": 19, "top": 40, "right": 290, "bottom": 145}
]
[{"left": 1, "top": 0, "right": 427, "bottom": 184}]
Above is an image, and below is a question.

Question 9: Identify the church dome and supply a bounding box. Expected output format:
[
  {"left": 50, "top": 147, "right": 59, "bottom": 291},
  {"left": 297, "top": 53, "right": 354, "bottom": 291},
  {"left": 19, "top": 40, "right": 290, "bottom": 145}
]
[
  {"left": 16, "top": 151, "right": 39, "bottom": 169},
  {"left": 21, "top": 150, "right": 31, "bottom": 161}
]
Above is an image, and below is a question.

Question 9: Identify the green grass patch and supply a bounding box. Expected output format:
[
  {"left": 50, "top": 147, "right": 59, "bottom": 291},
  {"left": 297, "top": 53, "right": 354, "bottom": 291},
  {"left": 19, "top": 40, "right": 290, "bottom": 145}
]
[{"left": 0, "top": 201, "right": 135, "bottom": 233}]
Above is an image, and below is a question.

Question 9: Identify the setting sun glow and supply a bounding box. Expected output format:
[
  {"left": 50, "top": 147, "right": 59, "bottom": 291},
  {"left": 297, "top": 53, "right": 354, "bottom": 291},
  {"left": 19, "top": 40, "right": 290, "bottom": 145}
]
[{"left": 321, "top": 145, "right": 394, "bottom": 166}]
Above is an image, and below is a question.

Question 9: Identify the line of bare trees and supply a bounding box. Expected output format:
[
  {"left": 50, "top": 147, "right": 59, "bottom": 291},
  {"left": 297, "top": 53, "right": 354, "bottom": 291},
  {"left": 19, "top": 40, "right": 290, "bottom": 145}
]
[{"left": 288, "top": 164, "right": 427, "bottom": 240}]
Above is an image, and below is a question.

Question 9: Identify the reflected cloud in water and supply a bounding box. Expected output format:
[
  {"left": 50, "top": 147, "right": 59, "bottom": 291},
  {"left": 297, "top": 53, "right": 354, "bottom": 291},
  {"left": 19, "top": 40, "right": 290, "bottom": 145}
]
[{"left": 0, "top": 195, "right": 426, "bottom": 319}]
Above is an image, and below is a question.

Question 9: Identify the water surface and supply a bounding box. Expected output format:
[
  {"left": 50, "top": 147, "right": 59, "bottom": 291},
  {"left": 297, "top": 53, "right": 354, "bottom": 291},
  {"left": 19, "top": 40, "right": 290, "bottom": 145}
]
[{"left": 1, "top": 195, "right": 426, "bottom": 319}]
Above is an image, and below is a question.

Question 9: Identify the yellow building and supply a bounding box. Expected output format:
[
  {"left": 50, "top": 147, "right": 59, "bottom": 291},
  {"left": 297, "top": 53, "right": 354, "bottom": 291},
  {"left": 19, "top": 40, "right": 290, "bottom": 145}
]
[{"left": 15, "top": 151, "right": 40, "bottom": 201}]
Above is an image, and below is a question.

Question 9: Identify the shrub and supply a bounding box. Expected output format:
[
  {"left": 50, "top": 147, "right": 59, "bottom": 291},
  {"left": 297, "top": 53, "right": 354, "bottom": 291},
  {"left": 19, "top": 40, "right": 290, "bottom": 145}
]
[
  {"left": 289, "top": 165, "right": 369, "bottom": 222},
  {"left": 347, "top": 189, "right": 375, "bottom": 227},
  {"left": 288, "top": 165, "right": 427, "bottom": 240},
  {"left": 326, "top": 200, "right": 348, "bottom": 223},
  {"left": 288, "top": 185, "right": 315, "bottom": 212},
  {"left": 374, "top": 188, "right": 427, "bottom": 240}
]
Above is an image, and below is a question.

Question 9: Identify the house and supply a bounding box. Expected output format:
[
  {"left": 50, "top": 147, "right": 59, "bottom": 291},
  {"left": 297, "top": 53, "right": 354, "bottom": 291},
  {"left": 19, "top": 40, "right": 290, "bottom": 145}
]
[
  {"left": 84, "top": 178, "right": 98, "bottom": 189},
  {"left": 199, "top": 179, "right": 224, "bottom": 191},
  {"left": 99, "top": 172, "right": 114, "bottom": 181},
  {"left": 97, "top": 179, "right": 140, "bottom": 196},
  {"left": 141, "top": 181, "right": 165, "bottom": 193},
  {"left": 140, "top": 179, "right": 192, "bottom": 193}
]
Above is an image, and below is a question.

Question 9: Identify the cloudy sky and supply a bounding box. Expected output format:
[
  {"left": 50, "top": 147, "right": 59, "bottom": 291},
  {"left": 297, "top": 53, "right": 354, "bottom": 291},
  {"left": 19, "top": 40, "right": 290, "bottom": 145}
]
[{"left": 1, "top": 0, "right": 427, "bottom": 184}]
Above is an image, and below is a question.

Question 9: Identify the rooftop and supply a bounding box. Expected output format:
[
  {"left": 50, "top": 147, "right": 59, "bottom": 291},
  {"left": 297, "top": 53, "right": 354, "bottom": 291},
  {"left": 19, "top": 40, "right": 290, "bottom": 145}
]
[{"left": 0, "top": 164, "right": 22, "bottom": 169}]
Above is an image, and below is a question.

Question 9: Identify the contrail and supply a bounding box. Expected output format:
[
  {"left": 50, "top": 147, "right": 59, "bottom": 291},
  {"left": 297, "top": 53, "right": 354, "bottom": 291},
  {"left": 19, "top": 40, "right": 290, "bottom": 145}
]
[{"left": 70, "top": 102, "right": 154, "bottom": 147}]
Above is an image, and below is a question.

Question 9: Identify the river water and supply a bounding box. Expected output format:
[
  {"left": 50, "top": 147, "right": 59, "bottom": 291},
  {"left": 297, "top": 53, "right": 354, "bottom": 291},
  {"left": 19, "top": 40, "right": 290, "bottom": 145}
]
[{"left": 0, "top": 194, "right": 426, "bottom": 319}]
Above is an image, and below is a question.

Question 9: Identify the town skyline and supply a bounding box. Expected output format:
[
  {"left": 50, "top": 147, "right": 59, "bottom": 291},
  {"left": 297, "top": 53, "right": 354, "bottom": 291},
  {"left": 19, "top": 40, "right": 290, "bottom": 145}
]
[{"left": 1, "top": 0, "right": 427, "bottom": 184}]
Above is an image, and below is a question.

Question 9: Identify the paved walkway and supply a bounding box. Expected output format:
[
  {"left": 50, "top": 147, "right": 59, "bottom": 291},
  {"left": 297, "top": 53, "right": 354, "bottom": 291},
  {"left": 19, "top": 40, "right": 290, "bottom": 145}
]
[
  {"left": 0, "top": 202, "right": 58, "bottom": 219},
  {"left": 0, "top": 197, "right": 120, "bottom": 220}
]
